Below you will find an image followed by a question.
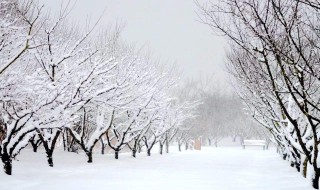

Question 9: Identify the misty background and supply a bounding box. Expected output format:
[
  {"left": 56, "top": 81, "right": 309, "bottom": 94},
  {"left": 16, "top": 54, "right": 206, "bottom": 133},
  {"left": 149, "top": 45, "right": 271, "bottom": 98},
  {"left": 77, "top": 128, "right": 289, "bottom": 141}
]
[{"left": 39, "top": 0, "right": 228, "bottom": 87}]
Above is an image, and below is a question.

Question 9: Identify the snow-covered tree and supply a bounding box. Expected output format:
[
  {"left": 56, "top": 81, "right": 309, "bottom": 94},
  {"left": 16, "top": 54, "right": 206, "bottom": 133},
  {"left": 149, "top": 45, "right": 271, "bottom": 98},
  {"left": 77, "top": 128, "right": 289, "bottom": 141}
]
[
  {"left": 0, "top": 0, "right": 201, "bottom": 176},
  {"left": 198, "top": 0, "right": 320, "bottom": 188}
]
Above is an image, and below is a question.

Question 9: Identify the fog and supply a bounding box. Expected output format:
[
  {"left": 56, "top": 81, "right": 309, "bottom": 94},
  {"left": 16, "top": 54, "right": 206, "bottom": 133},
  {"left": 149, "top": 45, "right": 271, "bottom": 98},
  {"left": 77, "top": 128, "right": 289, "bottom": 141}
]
[{"left": 39, "top": 0, "right": 227, "bottom": 84}]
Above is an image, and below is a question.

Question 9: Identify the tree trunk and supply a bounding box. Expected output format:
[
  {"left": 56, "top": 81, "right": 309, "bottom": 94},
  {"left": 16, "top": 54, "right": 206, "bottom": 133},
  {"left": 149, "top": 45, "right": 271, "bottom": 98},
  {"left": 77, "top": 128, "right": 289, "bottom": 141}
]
[
  {"left": 31, "top": 143, "right": 38, "bottom": 152},
  {"left": 165, "top": 141, "right": 169, "bottom": 153},
  {"left": 63, "top": 131, "right": 67, "bottom": 151},
  {"left": 312, "top": 170, "right": 320, "bottom": 189},
  {"left": 147, "top": 149, "right": 151, "bottom": 156},
  {"left": 295, "top": 161, "right": 300, "bottom": 172},
  {"left": 266, "top": 141, "right": 270, "bottom": 150},
  {"left": 29, "top": 135, "right": 41, "bottom": 153},
  {"left": 87, "top": 151, "right": 93, "bottom": 163},
  {"left": 39, "top": 130, "right": 61, "bottom": 167},
  {"left": 132, "top": 150, "right": 136, "bottom": 158},
  {"left": 282, "top": 153, "right": 287, "bottom": 160},
  {"left": 101, "top": 146, "right": 105, "bottom": 155},
  {"left": 290, "top": 161, "right": 295, "bottom": 168},
  {"left": 159, "top": 143, "right": 163, "bottom": 155},
  {"left": 101, "top": 141, "right": 105, "bottom": 155},
  {"left": 47, "top": 151, "right": 54, "bottom": 167},
  {"left": 178, "top": 143, "right": 182, "bottom": 152},
  {"left": 302, "top": 157, "right": 308, "bottom": 178},
  {"left": 185, "top": 142, "right": 188, "bottom": 150},
  {"left": 115, "top": 150, "right": 119, "bottom": 159},
  {"left": 1, "top": 153, "right": 12, "bottom": 175},
  {"left": 312, "top": 144, "right": 320, "bottom": 189}
]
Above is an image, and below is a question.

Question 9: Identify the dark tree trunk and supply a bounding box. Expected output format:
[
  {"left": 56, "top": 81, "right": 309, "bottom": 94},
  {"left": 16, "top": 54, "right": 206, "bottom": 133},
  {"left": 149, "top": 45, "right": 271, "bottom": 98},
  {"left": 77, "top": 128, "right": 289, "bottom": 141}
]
[
  {"left": 101, "top": 141, "right": 105, "bottom": 155},
  {"left": 87, "top": 151, "right": 93, "bottom": 163},
  {"left": 1, "top": 153, "right": 12, "bottom": 175},
  {"left": 147, "top": 149, "right": 151, "bottom": 156},
  {"left": 3, "top": 160, "right": 12, "bottom": 175},
  {"left": 30, "top": 140, "right": 41, "bottom": 153},
  {"left": 29, "top": 135, "right": 42, "bottom": 153},
  {"left": 130, "top": 139, "right": 138, "bottom": 158},
  {"left": 115, "top": 150, "right": 119, "bottom": 159},
  {"left": 38, "top": 130, "right": 61, "bottom": 167},
  {"left": 178, "top": 143, "right": 182, "bottom": 152},
  {"left": 289, "top": 144, "right": 301, "bottom": 173},
  {"left": 295, "top": 161, "right": 300, "bottom": 172},
  {"left": 47, "top": 151, "right": 54, "bottom": 167},
  {"left": 290, "top": 161, "right": 294, "bottom": 168},
  {"left": 312, "top": 170, "right": 320, "bottom": 189},
  {"left": 31, "top": 143, "right": 38, "bottom": 152},
  {"left": 101, "top": 146, "right": 105, "bottom": 155},
  {"left": 159, "top": 143, "right": 163, "bottom": 155},
  {"left": 282, "top": 153, "right": 287, "bottom": 160}
]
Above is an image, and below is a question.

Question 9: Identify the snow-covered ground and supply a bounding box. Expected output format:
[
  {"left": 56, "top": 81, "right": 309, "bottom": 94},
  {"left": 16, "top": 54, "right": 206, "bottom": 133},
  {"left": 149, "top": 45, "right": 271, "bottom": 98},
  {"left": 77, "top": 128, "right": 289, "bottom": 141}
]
[{"left": 0, "top": 146, "right": 313, "bottom": 190}]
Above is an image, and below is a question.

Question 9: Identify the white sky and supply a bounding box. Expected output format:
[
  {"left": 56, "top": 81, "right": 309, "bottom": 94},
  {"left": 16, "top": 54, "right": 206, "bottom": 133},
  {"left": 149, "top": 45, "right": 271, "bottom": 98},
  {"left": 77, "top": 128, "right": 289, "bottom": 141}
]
[{"left": 39, "top": 0, "right": 227, "bottom": 84}]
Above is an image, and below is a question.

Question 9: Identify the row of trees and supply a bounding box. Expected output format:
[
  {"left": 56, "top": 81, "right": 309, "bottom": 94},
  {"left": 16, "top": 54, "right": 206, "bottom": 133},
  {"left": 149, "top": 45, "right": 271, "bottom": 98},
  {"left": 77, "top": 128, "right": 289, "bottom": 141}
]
[
  {"left": 0, "top": 0, "right": 198, "bottom": 176},
  {"left": 198, "top": 0, "right": 320, "bottom": 188}
]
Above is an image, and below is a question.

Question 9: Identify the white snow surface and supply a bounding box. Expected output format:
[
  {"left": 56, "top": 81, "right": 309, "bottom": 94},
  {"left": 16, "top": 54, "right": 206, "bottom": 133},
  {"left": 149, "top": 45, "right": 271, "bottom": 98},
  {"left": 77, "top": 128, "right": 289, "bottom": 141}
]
[{"left": 0, "top": 146, "right": 312, "bottom": 190}]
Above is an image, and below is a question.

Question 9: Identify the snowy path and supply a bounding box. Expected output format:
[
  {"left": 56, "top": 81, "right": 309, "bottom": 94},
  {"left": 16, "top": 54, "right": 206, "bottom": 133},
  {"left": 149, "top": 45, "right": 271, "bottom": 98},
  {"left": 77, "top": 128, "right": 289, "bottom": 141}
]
[{"left": 0, "top": 147, "right": 312, "bottom": 190}]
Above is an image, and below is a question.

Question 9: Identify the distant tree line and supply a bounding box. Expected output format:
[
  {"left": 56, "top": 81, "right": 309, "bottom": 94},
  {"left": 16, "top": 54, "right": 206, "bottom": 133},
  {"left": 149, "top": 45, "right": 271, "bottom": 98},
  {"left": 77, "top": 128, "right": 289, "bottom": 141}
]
[{"left": 182, "top": 77, "right": 269, "bottom": 147}]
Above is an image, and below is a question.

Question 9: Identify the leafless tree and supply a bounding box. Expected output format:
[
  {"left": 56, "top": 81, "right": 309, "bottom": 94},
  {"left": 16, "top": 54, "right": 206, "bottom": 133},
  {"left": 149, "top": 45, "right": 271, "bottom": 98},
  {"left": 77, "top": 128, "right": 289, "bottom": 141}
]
[{"left": 198, "top": 0, "right": 320, "bottom": 188}]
